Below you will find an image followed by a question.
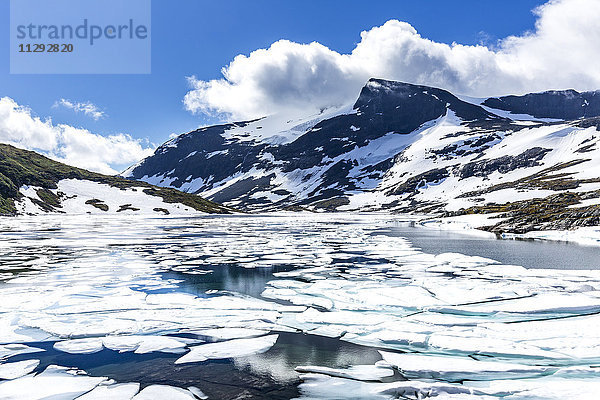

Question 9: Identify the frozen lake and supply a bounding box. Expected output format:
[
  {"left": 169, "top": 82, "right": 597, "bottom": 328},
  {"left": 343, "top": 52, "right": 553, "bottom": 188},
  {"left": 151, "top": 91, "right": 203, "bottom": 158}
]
[{"left": 0, "top": 214, "right": 599, "bottom": 399}]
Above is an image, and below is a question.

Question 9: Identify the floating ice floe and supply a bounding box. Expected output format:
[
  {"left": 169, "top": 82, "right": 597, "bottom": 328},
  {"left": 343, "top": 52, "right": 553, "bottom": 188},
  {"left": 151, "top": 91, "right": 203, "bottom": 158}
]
[
  {"left": 295, "top": 364, "right": 394, "bottom": 382},
  {"left": 0, "top": 365, "right": 108, "bottom": 400},
  {"left": 175, "top": 334, "right": 279, "bottom": 364},
  {"left": 0, "top": 364, "right": 204, "bottom": 400},
  {"left": 132, "top": 384, "right": 198, "bottom": 399},
  {"left": 296, "top": 373, "right": 478, "bottom": 399},
  {"left": 54, "top": 335, "right": 199, "bottom": 355},
  {"left": 54, "top": 338, "right": 105, "bottom": 354},
  {"left": 0, "top": 360, "right": 39, "bottom": 380},
  {"left": 77, "top": 383, "right": 141, "bottom": 400},
  {"left": 465, "top": 376, "right": 600, "bottom": 399},
  {"left": 380, "top": 351, "right": 556, "bottom": 382},
  {"left": 187, "top": 327, "right": 270, "bottom": 340},
  {"left": 186, "top": 386, "right": 208, "bottom": 399},
  {"left": 0, "top": 344, "right": 44, "bottom": 359}
]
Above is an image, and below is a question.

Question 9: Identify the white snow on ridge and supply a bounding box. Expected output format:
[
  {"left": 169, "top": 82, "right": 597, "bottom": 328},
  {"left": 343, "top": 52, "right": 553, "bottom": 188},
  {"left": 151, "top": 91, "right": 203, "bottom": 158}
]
[
  {"left": 481, "top": 105, "right": 563, "bottom": 122},
  {"left": 418, "top": 214, "right": 600, "bottom": 246},
  {"left": 363, "top": 114, "right": 600, "bottom": 216},
  {"left": 506, "top": 226, "right": 600, "bottom": 246},
  {"left": 15, "top": 179, "right": 201, "bottom": 215},
  {"left": 222, "top": 103, "right": 354, "bottom": 145},
  {"left": 202, "top": 114, "right": 438, "bottom": 210}
]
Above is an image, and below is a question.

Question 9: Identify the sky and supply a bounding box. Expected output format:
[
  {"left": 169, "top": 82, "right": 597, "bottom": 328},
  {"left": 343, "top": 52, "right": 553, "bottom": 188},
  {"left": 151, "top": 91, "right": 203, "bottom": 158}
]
[{"left": 2, "top": 0, "right": 599, "bottom": 174}]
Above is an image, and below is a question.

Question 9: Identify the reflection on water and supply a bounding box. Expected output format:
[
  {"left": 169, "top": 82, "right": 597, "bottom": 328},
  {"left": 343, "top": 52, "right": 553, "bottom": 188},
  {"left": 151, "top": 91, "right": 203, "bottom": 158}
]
[
  {"left": 233, "top": 332, "right": 386, "bottom": 383},
  {"left": 162, "top": 264, "right": 295, "bottom": 300},
  {"left": 6, "top": 332, "right": 385, "bottom": 400},
  {"left": 382, "top": 223, "right": 600, "bottom": 270}
]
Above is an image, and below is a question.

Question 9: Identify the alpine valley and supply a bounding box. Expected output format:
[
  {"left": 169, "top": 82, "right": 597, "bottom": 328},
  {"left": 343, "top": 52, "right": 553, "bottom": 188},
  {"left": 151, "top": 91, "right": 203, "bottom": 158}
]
[{"left": 124, "top": 78, "right": 600, "bottom": 234}]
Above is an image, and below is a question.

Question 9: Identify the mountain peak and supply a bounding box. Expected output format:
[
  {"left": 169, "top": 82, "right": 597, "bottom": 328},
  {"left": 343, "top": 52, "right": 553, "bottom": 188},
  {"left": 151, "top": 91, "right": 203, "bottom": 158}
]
[
  {"left": 123, "top": 78, "right": 600, "bottom": 230},
  {"left": 355, "top": 78, "right": 494, "bottom": 122}
]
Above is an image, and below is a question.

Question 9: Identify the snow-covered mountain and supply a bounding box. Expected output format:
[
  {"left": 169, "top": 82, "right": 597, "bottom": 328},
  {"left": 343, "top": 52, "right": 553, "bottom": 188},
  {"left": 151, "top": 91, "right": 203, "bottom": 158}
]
[
  {"left": 124, "top": 79, "right": 600, "bottom": 232},
  {"left": 0, "top": 144, "right": 232, "bottom": 216}
]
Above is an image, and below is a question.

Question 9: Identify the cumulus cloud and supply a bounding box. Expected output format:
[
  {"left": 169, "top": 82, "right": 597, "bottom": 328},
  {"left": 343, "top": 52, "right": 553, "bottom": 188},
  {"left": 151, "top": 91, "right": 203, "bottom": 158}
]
[
  {"left": 184, "top": 0, "right": 600, "bottom": 120},
  {"left": 0, "top": 97, "right": 154, "bottom": 175},
  {"left": 53, "top": 98, "right": 106, "bottom": 121}
]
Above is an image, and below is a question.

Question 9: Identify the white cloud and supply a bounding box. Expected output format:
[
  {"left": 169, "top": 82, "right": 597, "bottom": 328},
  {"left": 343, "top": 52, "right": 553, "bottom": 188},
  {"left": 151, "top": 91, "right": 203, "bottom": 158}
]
[
  {"left": 54, "top": 98, "right": 106, "bottom": 121},
  {"left": 0, "top": 97, "right": 154, "bottom": 175},
  {"left": 184, "top": 0, "right": 600, "bottom": 120}
]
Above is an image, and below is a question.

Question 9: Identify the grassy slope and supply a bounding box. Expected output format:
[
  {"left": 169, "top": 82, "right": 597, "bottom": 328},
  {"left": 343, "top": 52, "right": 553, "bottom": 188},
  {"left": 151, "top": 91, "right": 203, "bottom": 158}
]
[{"left": 0, "top": 144, "right": 233, "bottom": 215}]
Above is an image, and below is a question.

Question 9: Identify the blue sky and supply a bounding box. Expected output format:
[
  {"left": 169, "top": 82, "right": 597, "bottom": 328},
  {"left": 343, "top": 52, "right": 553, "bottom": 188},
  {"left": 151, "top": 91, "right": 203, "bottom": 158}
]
[{"left": 0, "top": 0, "right": 546, "bottom": 148}]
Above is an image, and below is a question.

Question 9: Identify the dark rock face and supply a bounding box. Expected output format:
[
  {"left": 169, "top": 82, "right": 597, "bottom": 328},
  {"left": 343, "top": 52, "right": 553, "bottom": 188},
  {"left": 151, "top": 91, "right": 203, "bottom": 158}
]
[
  {"left": 483, "top": 90, "right": 600, "bottom": 119},
  {"left": 352, "top": 79, "right": 493, "bottom": 128},
  {"left": 458, "top": 147, "right": 552, "bottom": 179},
  {"left": 130, "top": 121, "right": 267, "bottom": 189},
  {"left": 388, "top": 168, "right": 451, "bottom": 195},
  {"left": 210, "top": 175, "right": 274, "bottom": 204},
  {"left": 274, "top": 80, "right": 497, "bottom": 169},
  {"left": 429, "top": 133, "right": 502, "bottom": 160}
]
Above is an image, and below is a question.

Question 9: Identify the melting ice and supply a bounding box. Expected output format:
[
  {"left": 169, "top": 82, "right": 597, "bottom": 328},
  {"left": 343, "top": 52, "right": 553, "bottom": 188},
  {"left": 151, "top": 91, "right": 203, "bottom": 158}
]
[{"left": 0, "top": 213, "right": 598, "bottom": 399}]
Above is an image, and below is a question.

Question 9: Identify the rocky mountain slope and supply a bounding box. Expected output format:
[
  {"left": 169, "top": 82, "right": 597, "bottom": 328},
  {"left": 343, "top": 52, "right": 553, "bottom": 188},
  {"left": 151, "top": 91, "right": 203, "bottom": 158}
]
[
  {"left": 124, "top": 79, "right": 600, "bottom": 232},
  {"left": 0, "top": 144, "right": 232, "bottom": 215}
]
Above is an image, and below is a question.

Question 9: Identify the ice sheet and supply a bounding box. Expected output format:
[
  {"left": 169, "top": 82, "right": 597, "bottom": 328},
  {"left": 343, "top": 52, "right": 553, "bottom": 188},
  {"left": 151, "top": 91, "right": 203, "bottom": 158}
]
[
  {"left": 175, "top": 334, "right": 279, "bottom": 364},
  {"left": 0, "top": 365, "right": 107, "bottom": 400},
  {"left": 76, "top": 383, "right": 141, "bottom": 400},
  {"left": 0, "top": 360, "right": 39, "bottom": 380},
  {"left": 380, "top": 351, "right": 555, "bottom": 381},
  {"left": 131, "top": 385, "right": 198, "bottom": 399},
  {"left": 295, "top": 364, "right": 394, "bottom": 381}
]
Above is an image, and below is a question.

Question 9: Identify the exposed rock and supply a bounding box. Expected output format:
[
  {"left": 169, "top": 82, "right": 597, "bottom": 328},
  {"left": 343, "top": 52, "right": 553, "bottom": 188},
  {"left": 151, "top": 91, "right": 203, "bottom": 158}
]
[
  {"left": 483, "top": 89, "right": 600, "bottom": 119},
  {"left": 85, "top": 199, "right": 109, "bottom": 212},
  {"left": 457, "top": 147, "right": 551, "bottom": 179}
]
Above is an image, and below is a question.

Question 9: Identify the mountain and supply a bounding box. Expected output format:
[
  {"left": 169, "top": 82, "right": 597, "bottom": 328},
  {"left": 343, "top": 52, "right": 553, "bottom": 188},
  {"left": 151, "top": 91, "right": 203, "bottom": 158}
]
[
  {"left": 483, "top": 89, "right": 600, "bottom": 120},
  {"left": 0, "top": 144, "right": 232, "bottom": 215},
  {"left": 124, "top": 79, "right": 600, "bottom": 233}
]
